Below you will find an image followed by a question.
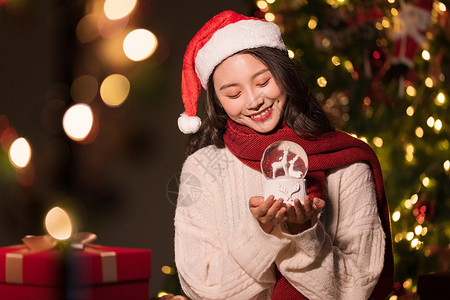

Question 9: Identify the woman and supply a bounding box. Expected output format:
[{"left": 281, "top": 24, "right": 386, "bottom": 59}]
[{"left": 174, "top": 10, "right": 393, "bottom": 300}]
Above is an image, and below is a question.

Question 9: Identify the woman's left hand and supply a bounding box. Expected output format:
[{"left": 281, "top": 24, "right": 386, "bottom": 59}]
[{"left": 285, "top": 196, "right": 325, "bottom": 234}]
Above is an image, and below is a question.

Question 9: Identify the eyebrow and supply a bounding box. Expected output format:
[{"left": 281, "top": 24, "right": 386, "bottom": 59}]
[{"left": 218, "top": 68, "right": 270, "bottom": 91}]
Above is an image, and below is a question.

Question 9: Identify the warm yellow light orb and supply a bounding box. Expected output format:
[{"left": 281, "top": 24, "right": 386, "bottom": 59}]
[
  {"left": 63, "top": 104, "right": 94, "bottom": 141},
  {"left": 406, "top": 106, "right": 415, "bottom": 116},
  {"left": 45, "top": 207, "right": 73, "bottom": 241},
  {"left": 104, "top": 0, "right": 137, "bottom": 20},
  {"left": 414, "top": 225, "right": 423, "bottom": 235},
  {"left": 265, "top": 12, "right": 275, "bottom": 22},
  {"left": 123, "top": 29, "right": 158, "bottom": 61},
  {"left": 405, "top": 143, "right": 414, "bottom": 154},
  {"left": 422, "top": 50, "right": 430, "bottom": 61},
  {"left": 444, "top": 160, "right": 450, "bottom": 171},
  {"left": 411, "top": 238, "right": 419, "bottom": 248},
  {"left": 415, "top": 127, "right": 424, "bottom": 138},
  {"left": 404, "top": 199, "right": 413, "bottom": 209},
  {"left": 288, "top": 49, "right": 295, "bottom": 58},
  {"left": 392, "top": 211, "right": 401, "bottom": 222},
  {"left": 308, "top": 17, "right": 318, "bottom": 29},
  {"left": 256, "top": 0, "right": 268, "bottom": 11},
  {"left": 331, "top": 56, "right": 341, "bottom": 66},
  {"left": 406, "top": 232, "right": 414, "bottom": 241},
  {"left": 373, "top": 137, "right": 383, "bottom": 147},
  {"left": 406, "top": 86, "right": 416, "bottom": 97},
  {"left": 100, "top": 74, "right": 130, "bottom": 107},
  {"left": 9, "top": 137, "right": 32, "bottom": 168},
  {"left": 317, "top": 76, "right": 327, "bottom": 87},
  {"left": 426, "top": 116, "right": 435, "bottom": 127},
  {"left": 434, "top": 119, "right": 442, "bottom": 131},
  {"left": 436, "top": 92, "right": 446, "bottom": 105}
]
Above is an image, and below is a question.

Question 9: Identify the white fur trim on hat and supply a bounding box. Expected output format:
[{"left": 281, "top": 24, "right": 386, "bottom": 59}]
[
  {"left": 195, "top": 19, "right": 286, "bottom": 88},
  {"left": 178, "top": 112, "right": 202, "bottom": 134}
]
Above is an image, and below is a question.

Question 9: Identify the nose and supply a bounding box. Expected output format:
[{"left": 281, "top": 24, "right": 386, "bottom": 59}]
[{"left": 246, "top": 87, "right": 264, "bottom": 111}]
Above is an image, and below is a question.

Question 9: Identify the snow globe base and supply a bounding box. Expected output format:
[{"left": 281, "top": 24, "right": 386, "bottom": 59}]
[{"left": 264, "top": 178, "right": 306, "bottom": 205}]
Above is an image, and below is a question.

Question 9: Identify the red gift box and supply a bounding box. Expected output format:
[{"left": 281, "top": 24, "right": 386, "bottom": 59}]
[{"left": 0, "top": 240, "right": 151, "bottom": 300}]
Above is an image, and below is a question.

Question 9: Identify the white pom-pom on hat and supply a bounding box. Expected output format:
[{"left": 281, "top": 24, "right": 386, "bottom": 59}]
[
  {"left": 178, "top": 10, "right": 286, "bottom": 134},
  {"left": 178, "top": 113, "right": 201, "bottom": 134}
]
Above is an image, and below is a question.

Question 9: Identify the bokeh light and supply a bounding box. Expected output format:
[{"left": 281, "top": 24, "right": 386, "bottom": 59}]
[
  {"left": 62, "top": 104, "right": 94, "bottom": 141},
  {"left": 123, "top": 29, "right": 158, "bottom": 61},
  {"left": 104, "top": 0, "right": 137, "bottom": 20},
  {"left": 71, "top": 75, "right": 98, "bottom": 104},
  {"left": 265, "top": 12, "right": 275, "bottom": 22},
  {"left": 421, "top": 50, "right": 430, "bottom": 61},
  {"left": 100, "top": 74, "right": 130, "bottom": 107},
  {"left": 317, "top": 76, "right": 327, "bottom": 87},
  {"left": 392, "top": 211, "right": 401, "bottom": 222},
  {"left": 372, "top": 137, "right": 383, "bottom": 147},
  {"left": 45, "top": 207, "right": 73, "bottom": 241},
  {"left": 76, "top": 14, "right": 99, "bottom": 43},
  {"left": 415, "top": 127, "right": 424, "bottom": 138},
  {"left": 9, "top": 137, "right": 31, "bottom": 168},
  {"left": 308, "top": 17, "right": 318, "bottom": 29},
  {"left": 436, "top": 92, "right": 446, "bottom": 105}
]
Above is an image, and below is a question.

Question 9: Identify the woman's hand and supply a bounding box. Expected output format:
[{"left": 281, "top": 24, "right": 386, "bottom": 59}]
[
  {"left": 285, "top": 196, "right": 325, "bottom": 234},
  {"left": 249, "top": 195, "right": 288, "bottom": 233}
]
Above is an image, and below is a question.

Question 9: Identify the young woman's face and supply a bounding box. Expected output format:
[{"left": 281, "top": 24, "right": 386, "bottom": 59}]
[{"left": 212, "top": 53, "right": 286, "bottom": 133}]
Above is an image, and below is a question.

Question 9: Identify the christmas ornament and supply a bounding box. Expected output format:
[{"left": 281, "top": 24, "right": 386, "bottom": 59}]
[{"left": 261, "top": 140, "right": 308, "bottom": 205}]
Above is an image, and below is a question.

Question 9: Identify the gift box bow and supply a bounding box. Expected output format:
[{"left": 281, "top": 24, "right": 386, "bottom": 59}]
[
  {"left": 22, "top": 232, "right": 98, "bottom": 252},
  {"left": 5, "top": 232, "right": 118, "bottom": 284}
]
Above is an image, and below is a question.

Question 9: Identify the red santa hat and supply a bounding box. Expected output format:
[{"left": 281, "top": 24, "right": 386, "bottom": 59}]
[{"left": 178, "top": 10, "right": 286, "bottom": 134}]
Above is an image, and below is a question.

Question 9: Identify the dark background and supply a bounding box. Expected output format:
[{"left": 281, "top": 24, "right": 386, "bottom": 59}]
[{"left": 0, "top": 0, "right": 251, "bottom": 296}]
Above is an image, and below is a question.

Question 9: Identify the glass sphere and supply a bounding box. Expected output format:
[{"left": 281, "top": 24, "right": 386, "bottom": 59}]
[{"left": 261, "top": 140, "right": 308, "bottom": 179}]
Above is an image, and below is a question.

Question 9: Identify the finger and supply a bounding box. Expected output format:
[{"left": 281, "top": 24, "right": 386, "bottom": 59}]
[
  {"left": 293, "top": 198, "right": 306, "bottom": 217},
  {"left": 275, "top": 206, "right": 288, "bottom": 222},
  {"left": 312, "top": 197, "right": 325, "bottom": 211},
  {"left": 252, "top": 196, "right": 277, "bottom": 220},
  {"left": 303, "top": 196, "right": 314, "bottom": 218},
  {"left": 249, "top": 196, "right": 265, "bottom": 208},
  {"left": 262, "top": 198, "right": 283, "bottom": 222}
]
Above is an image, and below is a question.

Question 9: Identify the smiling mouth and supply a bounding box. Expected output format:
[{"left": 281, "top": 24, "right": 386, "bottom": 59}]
[{"left": 249, "top": 105, "right": 273, "bottom": 120}]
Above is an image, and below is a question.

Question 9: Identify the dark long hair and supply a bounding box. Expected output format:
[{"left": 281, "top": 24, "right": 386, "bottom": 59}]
[{"left": 185, "top": 47, "right": 334, "bottom": 156}]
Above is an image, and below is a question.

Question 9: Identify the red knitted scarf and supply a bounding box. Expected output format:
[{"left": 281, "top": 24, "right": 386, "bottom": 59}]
[{"left": 223, "top": 120, "right": 394, "bottom": 300}]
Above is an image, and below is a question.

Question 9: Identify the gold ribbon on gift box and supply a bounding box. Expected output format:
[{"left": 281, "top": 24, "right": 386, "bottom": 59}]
[{"left": 5, "top": 233, "right": 117, "bottom": 284}]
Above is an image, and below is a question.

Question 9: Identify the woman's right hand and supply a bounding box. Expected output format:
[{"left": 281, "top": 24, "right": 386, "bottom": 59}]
[{"left": 249, "top": 195, "right": 288, "bottom": 233}]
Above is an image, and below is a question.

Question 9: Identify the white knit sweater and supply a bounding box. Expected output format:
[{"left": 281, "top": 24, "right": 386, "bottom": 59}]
[{"left": 174, "top": 145, "right": 385, "bottom": 300}]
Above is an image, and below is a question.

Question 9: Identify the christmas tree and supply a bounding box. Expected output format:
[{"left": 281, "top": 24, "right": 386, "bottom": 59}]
[{"left": 251, "top": 0, "right": 449, "bottom": 298}]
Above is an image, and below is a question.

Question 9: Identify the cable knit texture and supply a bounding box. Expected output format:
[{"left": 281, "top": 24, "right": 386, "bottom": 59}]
[{"left": 175, "top": 146, "right": 385, "bottom": 300}]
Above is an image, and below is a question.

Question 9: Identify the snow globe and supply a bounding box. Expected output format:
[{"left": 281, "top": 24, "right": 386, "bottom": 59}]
[{"left": 261, "top": 141, "right": 308, "bottom": 205}]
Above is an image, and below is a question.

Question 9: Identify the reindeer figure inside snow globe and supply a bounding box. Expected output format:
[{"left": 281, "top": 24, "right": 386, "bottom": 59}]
[{"left": 261, "top": 141, "right": 308, "bottom": 205}]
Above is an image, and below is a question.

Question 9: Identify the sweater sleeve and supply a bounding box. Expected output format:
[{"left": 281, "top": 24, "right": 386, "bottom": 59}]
[
  {"left": 275, "top": 162, "right": 385, "bottom": 300},
  {"left": 174, "top": 149, "right": 289, "bottom": 300}
]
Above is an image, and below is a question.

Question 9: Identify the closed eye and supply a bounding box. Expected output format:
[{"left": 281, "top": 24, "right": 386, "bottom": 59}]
[
  {"left": 228, "top": 92, "right": 241, "bottom": 99},
  {"left": 258, "top": 79, "right": 270, "bottom": 87}
]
